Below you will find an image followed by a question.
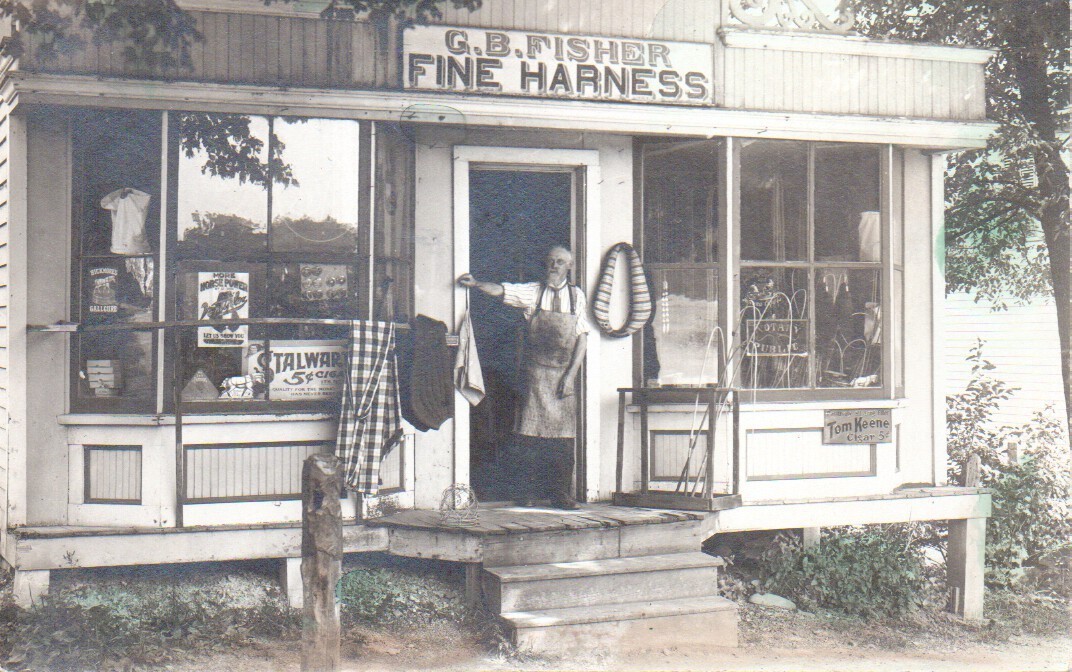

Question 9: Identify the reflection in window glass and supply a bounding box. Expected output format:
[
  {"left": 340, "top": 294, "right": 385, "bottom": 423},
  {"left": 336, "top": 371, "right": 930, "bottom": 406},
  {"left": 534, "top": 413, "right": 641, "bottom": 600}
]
[
  {"left": 740, "top": 140, "right": 807, "bottom": 262},
  {"left": 815, "top": 145, "right": 881, "bottom": 262},
  {"left": 815, "top": 268, "right": 881, "bottom": 388},
  {"left": 739, "top": 267, "right": 809, "bottom": 389},
  {"left": 176, "top": 114, "right": 270, "bottom": 258},
  {"left": 642, "top": 140, "right": 721, "bottom": 385},
  {"left": 271, "top": 118, "right": 361, "bottom": 253}
]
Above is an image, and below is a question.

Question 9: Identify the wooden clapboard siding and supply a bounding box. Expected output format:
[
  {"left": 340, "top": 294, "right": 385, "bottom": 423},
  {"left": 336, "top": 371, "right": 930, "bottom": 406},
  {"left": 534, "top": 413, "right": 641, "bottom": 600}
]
[
  {"left": 721, "top": 47, "right": 986, "bottom": 121},
  {"left": 436, "top": 0, "right": 720, "bottom": 42},
  {"left": 21, "top": 10, "right": 381, "bottom": 89},
  {"left": 945, "top": 292, "right": 1067, "bottom": 429},
  {"left": 0, "top": 96, "right": 10, "bottom": 540}
]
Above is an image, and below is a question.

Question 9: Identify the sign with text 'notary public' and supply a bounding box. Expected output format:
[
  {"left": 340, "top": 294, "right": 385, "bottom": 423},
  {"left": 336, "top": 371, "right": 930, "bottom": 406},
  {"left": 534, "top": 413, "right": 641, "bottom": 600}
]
[
  {"left": 403, "top": 26, "right": 713, "bottom": 105},
  {"left": 823, "top": 409, "right": 893, "bottom": 445}
]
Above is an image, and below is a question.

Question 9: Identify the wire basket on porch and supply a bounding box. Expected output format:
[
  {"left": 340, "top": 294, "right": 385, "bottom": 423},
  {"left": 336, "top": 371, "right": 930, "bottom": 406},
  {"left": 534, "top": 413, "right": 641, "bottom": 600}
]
[{"left": 439, "top": 484, "right": 479, "bottom": 527}]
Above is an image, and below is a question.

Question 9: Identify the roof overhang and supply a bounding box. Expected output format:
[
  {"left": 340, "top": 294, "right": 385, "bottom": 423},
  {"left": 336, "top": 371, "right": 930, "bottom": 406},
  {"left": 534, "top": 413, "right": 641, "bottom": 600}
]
[{"left": 3, "top": 71, "right": 996, "bottom": 150}]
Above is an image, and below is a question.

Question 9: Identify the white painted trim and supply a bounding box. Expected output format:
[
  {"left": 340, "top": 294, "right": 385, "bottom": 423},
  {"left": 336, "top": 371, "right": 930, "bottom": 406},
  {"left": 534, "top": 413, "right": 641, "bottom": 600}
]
[
  {"left": 156, "top": 111, "right": 169, "bottom": 413},
  {"left": 931, "top": 153, "right": 948, "bottom": 486},
  {"left": 704, "top": 489, "right": 991, "bottom": 536},
  {"left": 4, "top": 73, "right": 997, "bottom": 149},
  {"left": 57, "top": 413, "right": 335, "bottom": 426},
  {"left": 628, "top": 398, "right": 909, "bottom": 414},
  {"left": 719, "top": 28, "right": 994, "bottom": 64},
  {"left": 6, "top": 111, "right": 28, "bottom": 527},
  {"left": 450, "top": 146, "right": 602, "bottom": 501}
]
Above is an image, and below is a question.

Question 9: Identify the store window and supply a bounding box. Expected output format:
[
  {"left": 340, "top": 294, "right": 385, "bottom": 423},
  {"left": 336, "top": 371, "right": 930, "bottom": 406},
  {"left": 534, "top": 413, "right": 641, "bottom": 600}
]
[
  {"left": 71, "top": 109, "right": 162, "bottom": 412},
  {"left": 740, "top": 140, "right": 883, "bottom": 392},
  {"left": 640, "top": 139, "right": 722, "bottom": 386},
  {"left": 173, "top": 114, "right": 363, "bottom": 409},
  {"left": 71, "top": 109, "right": 414, "bottom": 413}
]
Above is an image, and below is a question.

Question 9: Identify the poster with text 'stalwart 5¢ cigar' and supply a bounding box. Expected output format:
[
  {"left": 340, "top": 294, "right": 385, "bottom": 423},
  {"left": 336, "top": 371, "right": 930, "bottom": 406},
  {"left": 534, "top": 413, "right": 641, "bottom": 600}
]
[{"left": 197, "top": 271, "right": 249, "bottom": 348}]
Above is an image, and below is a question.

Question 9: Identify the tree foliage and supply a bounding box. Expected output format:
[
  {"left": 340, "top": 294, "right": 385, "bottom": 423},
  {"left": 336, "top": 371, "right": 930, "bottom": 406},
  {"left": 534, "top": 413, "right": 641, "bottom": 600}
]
[{"left": 854, "top": 0, "right": 1070, "bottom": 426}]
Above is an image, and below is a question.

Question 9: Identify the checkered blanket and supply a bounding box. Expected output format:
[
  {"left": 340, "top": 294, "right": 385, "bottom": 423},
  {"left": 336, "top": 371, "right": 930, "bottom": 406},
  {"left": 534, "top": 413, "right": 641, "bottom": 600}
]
[{"left": 336, "top": 321, "right": 402, "bottom": 494}]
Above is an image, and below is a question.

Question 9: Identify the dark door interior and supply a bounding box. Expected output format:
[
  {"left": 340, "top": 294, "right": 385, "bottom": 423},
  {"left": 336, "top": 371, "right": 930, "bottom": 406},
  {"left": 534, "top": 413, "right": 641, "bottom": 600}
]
[{"left": 468, "top": 168, "right": 573, "bottom": 502}]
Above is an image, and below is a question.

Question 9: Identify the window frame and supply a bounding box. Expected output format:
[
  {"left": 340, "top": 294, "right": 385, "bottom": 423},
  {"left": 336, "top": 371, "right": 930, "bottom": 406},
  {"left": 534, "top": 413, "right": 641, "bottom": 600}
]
[
  {"left": 68, "top": 109, "right": 418, "bottom": 417},
  {"left": 733, "top": 139, "right": 895, "bottom": 401},
  {"left": 634, "top": 137, "right": 898, "bottom": 402}
]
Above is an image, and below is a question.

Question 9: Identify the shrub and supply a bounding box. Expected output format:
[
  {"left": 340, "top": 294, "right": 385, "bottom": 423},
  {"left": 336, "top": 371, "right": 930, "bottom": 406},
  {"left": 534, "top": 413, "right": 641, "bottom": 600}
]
[
  {"left": 760, "top": 526, "right": 927, "bottom": 619},
  {"left": 946, "top": 342, "right": 1072, "bottom": 591}
]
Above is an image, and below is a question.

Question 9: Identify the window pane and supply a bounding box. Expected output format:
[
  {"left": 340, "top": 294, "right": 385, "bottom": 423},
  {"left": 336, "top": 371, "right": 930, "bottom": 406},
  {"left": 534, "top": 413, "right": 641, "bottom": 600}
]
[
  {"left": 176, "top": 114, "right": 270, "bottom": 258},
  {"left": 649, "top": 265, "right": 720, "bottom": 385},
  {"left": 739, "top": 267, "right": 809, "bottom": 389},
  {"left": 642, "top": 140, "right": 719, "bottom": 264},
  {"left": 270, "top": 118, "right": 361, "bottom": 253},
  {"left": 740, "top": 140, "right": 808, "bottom": 262},
  {"left": 71, "top": 109, "right": 161, "bottom": 411},
  {"left": 814, "top": 144, "right": 881, "bottom": 262},
  {"left": 815, "top": 267, "right": 882, "bottom": 388},
  {"left": 177, "top": 264, "right": 267, "bottom": 402},
  {"left": 641, "top": 140, "right": 720, "bottom": 386}
]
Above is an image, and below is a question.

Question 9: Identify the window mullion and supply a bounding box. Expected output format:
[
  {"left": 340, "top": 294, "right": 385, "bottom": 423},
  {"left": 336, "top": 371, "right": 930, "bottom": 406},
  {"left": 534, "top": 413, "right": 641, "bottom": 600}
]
[{"left": 806, "top": 143, "right": 817, "bottom": 390}]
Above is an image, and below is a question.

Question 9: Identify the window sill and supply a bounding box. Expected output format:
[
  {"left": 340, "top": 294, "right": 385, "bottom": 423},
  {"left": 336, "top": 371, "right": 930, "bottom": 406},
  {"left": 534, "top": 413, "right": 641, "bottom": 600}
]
[
  {"left": 626, "top": 398, "right": 907, "bottom": 414},
  {"left": 57, "top": 412, "right": 335, "bottom": 426}
]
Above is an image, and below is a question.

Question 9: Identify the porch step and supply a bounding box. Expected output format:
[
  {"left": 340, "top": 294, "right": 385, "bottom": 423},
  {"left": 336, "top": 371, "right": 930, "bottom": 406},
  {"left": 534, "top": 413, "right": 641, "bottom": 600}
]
[
  {"left": 483, "top": 551, "right": 724, "bottom": 613},
  {"left": 501, "top": 594, "right": 738, "bottom": 651}
]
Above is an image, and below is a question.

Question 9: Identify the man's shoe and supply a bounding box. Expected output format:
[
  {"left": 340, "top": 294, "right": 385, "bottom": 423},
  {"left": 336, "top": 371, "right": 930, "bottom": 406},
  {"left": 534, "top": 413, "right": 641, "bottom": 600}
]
[{"left": 552, "top": 498, "right": 579, "bottom": 510}]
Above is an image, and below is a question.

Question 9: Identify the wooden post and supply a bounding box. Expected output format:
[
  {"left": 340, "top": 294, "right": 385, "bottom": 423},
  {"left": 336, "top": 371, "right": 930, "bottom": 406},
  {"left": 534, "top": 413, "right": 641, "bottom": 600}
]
[
  {"left": 301, "top": 454, "right": 343, "bottom": 672},
  {"left": 947, "top": 517, "right": 986, "bottom": 620},
  {"left": 802, "top": 527, "right": 821, "bottom": 549}
]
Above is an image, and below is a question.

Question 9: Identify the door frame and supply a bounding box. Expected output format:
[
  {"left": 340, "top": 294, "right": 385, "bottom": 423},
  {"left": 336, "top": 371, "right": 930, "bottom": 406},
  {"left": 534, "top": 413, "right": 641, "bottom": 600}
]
[{"left": 452, "top": 146, "right": 602, "bottom": 502}]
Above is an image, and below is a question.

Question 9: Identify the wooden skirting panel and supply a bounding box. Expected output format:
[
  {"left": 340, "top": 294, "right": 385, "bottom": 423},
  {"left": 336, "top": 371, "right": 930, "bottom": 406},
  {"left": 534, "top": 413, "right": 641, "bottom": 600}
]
[{"left": 6, "top": 523, "right": 389, "bottom": 571}]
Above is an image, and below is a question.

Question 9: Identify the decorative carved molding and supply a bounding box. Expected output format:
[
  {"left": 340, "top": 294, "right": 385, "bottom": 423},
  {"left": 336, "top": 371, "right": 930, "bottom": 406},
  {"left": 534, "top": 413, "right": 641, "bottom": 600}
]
[{"left": 728, "top": 0, "right": 856, "bottom": 34}]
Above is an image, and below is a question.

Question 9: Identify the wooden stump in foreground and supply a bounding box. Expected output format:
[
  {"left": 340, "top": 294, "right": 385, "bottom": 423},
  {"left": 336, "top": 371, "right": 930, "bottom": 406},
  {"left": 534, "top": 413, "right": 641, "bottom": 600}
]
[{"left": 301, "top": 454, "right": 343, "bottom": 672}]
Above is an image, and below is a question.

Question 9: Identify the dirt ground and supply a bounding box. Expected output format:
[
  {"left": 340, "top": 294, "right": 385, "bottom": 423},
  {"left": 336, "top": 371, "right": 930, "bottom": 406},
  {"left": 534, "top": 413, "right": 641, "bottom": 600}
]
[{"left": 165, "top": 601, "right": 1072, "bottom": 672}]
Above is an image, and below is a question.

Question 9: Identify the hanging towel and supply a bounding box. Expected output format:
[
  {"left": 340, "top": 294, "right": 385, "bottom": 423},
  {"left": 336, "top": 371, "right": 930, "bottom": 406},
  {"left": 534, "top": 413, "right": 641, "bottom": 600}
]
[
  {"left": 401, "top": 315, "right": 453, "bottom": 431},
  {"left": 336, "top": 321, "right": 402, "bottom": 494},
  {"left": 591, "top": 242, "right": 653, "bottom": 338},
  {"left": 454, "top": 296, "right": 485, "bottom": 406}
]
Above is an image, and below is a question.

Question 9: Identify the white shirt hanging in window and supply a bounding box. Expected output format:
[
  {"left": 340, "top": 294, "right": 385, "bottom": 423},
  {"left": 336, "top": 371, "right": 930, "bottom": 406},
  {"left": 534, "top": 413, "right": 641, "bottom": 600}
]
[{"left": 101, "top": 188, "right": 151, "bottom": 255}]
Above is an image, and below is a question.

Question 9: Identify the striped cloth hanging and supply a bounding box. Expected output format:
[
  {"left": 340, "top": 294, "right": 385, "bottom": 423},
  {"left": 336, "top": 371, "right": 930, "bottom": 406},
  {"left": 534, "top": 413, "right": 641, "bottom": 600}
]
[{"left": 591, "top": 242, "right": 653, "bottom": 338}]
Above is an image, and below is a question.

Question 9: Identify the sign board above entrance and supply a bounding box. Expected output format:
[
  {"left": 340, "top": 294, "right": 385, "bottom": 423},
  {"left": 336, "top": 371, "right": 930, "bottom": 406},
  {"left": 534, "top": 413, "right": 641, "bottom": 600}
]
[
  {"left": 823, "top": 409, "right": 893, "bottom": 445},
  {"left": 403, "top": 26, "right": 713, "bottom": 105}
]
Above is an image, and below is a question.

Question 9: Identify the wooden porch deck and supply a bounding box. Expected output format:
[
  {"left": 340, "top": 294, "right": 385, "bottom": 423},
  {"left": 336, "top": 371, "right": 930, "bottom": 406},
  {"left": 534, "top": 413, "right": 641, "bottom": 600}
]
[{"left": 367, "top": 503, "right": 705, "bottom": 536}]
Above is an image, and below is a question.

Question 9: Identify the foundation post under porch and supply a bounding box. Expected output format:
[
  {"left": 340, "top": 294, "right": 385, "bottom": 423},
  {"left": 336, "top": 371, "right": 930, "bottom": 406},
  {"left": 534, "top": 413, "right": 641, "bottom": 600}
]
[
  {"left": 946, "top": 517, "right": 986, "bottom": 620},
  {"left": 801, "top": 527, "right": 821, "bottom": 549},
  {"left": 280, "top": 557, "right": 304, "bottom": 609},
  {"left": 13, "top": 569, "right": 50, "bottom": 609}
]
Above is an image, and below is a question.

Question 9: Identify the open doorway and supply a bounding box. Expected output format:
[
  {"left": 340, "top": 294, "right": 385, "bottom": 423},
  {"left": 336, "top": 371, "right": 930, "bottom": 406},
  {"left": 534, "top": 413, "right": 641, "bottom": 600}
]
[{"left": 467, "top": 168, "right": 575, "bottom": 502}]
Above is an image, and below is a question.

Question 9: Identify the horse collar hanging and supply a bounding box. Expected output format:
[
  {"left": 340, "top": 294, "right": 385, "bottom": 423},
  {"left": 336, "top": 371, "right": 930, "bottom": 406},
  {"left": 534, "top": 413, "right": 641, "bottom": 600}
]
[{"left": 592, "top": 242, "right": 653, "bottom": 338}]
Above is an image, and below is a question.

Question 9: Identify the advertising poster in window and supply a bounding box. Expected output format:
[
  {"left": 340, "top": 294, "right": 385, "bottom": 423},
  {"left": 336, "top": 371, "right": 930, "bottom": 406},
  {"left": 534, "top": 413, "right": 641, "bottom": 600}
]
[
  {"left": 87, "top": 264, "right": 120, "bottom": 315},
  {"left": 263, "top": 340, "right": 346, "bottom": 401},
  {"left": 197, "top": 271, "right": 249, "bottom": 347}
]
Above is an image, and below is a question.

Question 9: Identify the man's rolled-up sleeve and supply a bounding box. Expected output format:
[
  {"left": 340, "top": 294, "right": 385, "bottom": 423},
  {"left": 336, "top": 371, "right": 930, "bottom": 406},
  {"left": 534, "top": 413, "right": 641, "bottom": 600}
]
[{"left": 501, "top": 282, "right": 538, "bottom": 313}]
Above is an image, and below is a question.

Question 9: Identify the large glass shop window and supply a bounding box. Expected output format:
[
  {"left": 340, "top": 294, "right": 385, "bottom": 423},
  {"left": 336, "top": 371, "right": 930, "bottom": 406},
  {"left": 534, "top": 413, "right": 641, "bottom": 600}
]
[
  {"left": 174, "top": 114, "right": 362, "bottom": 408},
  {"left": 71, "top": 110, "right": 162, "bottom": 412},
  {"left": 641, "top": 139, "right": 722, "bottom": 385},
  {"left": 740, "top": 141, "right": 883, "bottom": 391}
]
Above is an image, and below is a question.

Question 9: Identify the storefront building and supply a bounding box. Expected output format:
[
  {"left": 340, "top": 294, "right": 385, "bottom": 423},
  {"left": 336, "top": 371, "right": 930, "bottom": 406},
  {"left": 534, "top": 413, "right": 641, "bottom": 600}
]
[{"left": 0, "top": 0, "right": 993, "bottom": 626}]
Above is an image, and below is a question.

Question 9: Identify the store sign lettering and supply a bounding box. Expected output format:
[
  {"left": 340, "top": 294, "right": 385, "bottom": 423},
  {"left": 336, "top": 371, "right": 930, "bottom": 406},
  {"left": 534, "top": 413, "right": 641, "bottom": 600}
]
[
  {"left": 404, "top": 26, "right": 713, "bottom": 105},
  {"left": 745, "top": 319, "right": 808, "bottom": 356},
  {"left": 823, "top": 409, "right": 893, "bottom": 444},
  {"left": 264, "top": 340, "right": 346, "bottom": 401}
]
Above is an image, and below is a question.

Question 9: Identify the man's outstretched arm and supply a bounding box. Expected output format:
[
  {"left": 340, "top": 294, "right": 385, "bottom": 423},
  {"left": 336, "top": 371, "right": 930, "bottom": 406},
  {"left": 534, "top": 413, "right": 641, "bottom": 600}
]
[{"left": 457, "top": 273, "right": 504, "bottom": 297}]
